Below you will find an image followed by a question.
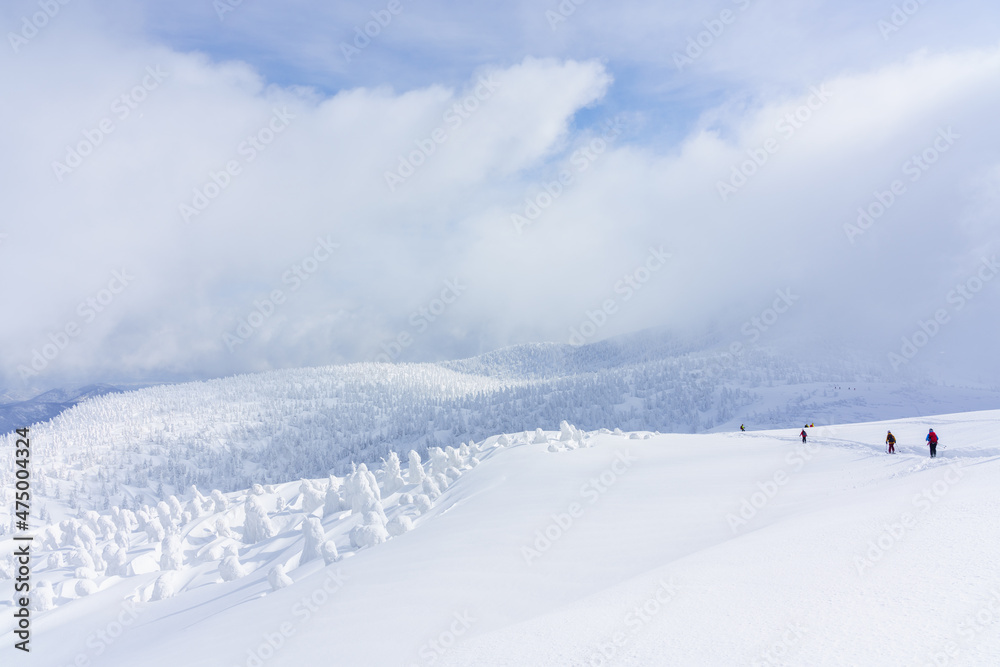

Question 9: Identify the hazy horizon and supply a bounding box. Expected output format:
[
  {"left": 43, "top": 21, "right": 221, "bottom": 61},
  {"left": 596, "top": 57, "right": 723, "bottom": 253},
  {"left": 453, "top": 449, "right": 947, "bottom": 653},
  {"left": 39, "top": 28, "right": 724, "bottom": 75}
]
[{"left": 3, "top": 0, "right": 999, "bottom": 392}]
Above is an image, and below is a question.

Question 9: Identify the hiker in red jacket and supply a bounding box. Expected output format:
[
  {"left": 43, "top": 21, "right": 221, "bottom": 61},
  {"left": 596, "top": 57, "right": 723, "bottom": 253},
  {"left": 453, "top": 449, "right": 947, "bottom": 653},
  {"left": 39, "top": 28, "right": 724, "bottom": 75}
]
[
  {"left": 800, "top": 429, "right": 807, "bottom": 443},
  {"left": 926, "top": 429, "right": 938, "bottom": 458}
]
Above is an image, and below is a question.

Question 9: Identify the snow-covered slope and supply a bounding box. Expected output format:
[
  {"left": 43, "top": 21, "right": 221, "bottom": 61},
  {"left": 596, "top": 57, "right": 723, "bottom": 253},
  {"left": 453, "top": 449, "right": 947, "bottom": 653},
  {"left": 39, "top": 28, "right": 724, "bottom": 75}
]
[
  {"left": 2, "top": 411, "right": 999, "bottom": 666},
  {"left": 1, "top": 342, "right": 997, "bottom": 506},
  {"left": 0, "top": 384, "right": 140, "bottom": 436}
]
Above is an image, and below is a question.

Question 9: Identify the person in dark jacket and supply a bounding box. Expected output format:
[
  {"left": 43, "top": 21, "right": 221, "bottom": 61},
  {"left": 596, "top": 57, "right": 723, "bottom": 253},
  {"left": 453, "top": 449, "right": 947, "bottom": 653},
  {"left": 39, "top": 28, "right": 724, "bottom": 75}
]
[
  {"left": 800, "top": 429, "right": 807, "bottom": 443},
  {"left": 926, "top": 429, "right": 938, "bottom": 458},
  {"left": 886, "top": 431, "right": 896, "bottom": 454},
  {"left": 740, "top": 424, "right": 745, "bottom": 432}
]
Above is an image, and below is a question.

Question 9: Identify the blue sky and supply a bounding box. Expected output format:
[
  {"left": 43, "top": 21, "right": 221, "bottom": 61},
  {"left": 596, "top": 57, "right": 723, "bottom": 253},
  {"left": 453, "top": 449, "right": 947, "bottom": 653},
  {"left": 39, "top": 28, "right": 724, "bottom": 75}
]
[{"left": 2, "top": 0, "right": 1000, "bottom": 391}]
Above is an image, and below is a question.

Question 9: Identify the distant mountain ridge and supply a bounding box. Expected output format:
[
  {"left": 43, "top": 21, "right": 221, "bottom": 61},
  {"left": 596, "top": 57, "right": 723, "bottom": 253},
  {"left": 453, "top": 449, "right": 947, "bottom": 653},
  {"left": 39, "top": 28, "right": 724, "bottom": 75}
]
[
  {"left": 0, "top": 384, "right": 138, "bottom": 435},
  {"left": 3, "top": 329, "right": 998, "bottom": 508}
]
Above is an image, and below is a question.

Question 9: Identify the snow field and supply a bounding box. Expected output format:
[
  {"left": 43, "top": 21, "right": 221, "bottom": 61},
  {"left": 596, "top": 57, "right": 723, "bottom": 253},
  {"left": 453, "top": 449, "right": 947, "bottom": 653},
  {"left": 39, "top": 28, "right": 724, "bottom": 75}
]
[{"left": 2, "top": 411, "right": 999, "bottom": 666}]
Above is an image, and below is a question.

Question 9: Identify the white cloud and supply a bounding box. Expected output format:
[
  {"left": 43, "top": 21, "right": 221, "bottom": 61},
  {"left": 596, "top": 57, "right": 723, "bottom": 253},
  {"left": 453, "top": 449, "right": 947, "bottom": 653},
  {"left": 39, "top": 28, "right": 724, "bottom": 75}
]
[{"left": 2, "top": 11, "right": 998, "bottom": 388}]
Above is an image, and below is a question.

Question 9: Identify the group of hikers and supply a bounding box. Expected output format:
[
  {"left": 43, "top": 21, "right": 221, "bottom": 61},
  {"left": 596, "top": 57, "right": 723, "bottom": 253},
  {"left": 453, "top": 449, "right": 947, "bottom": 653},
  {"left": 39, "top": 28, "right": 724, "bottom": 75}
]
[
  {"left": 738, "top": 423, "right": 941, "bottom": 458},
  {"left": 886, "top": 428, "right": 939, "bottom": 457}
]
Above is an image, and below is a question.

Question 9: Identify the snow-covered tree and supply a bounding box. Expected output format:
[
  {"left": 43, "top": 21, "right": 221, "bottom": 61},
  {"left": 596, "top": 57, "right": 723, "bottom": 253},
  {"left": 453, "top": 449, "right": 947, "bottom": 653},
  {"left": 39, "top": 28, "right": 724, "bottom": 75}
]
[
  {"left": 321, "top": 540, "right": 339, "bottom": 565},
  {"left": 300, "top": 516, "right": 325, "bottom": 565},
  {"left": 29, "top": 581, "right": 55, "bottom": 612},
  {"left": 75, "top": 578, "right": 98, "bottom": 597},
  {"left": 349, "top": 511, "right": 389, "bottom": 549},
  {"left": 387, "top": 515, "right": 413, "bottom": 537},
  {"left": 381, "top": 452, "right": 405, "bottom": 495},
  {"left": 150, "top": 572, "right": 174, "bottom": 601},
  {"left": 408, "top": 450, "right": 426, "bottom": 484},
  {"left": 219, "top": 545, "right": 246, "bottom": 582},
  {"left": 299, "top": 479, "right": 325, "bottom": 514},
  {"left": 210, "top": 490, "right": 228, "bottom": 513},
  {"left": 268, "top": 564, "right": 292, "bottom": 591},
  {"left": 160, "top": 535, "right": 183, "bottom": 571},
  {"left": 242, "top": 496, "right": 276, "bottom": 544}
]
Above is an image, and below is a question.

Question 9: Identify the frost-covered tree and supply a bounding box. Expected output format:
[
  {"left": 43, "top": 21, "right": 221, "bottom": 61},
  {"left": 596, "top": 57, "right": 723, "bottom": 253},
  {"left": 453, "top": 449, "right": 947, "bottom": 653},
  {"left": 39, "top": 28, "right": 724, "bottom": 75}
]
[
  {"left": 349, "top": 511, "right": 389, "bottom": 549},
  {"left": 346, "top": 464, "right": 384, "bottom": 521},
  {"left": 427, "top": 447, "right": 449, "bottom": 475},
  {"left": 145, "top": 518, "right": 165, "bottom": 543},
  {"left": 268, "top": 564, "right": 293, "bottom": 591},
  {"left": 380, "top": 452, "right": 405, "bottom": 495},
  {"left": 210, "top": 490, "right": 228, "bottom": 513},
  {"left": 168, "top": 495, "right": 184, "bottom": 523},
  {"left": 414, "top": 494, "right": 433, "bottom": 515},
  {"left": 219, "top": 545, "right": 246, "bottom": 582},
  {"left": 29, "top": 581, "right": 54, "bottom": 612},
  {"left": 407, "top": 450, "right": 426, "bottom": 484},
  {"left": 75, "top": 578, "right": 98, "bottom": 597},
  {"left": 59, "top": 519, "right": 79, "bottom": 548},
  {"left": 160, "top": 535, "right": 183, "bottom": 571},
  {"left": 242, "top": 496, "right": 276, "bottom": 544},
  {"left": 323, "top": 484, "right": 345, "bottom": 518},
  {"left": 103, "top": 545, "right": 128, "bottom": 577},
  {"left": 300, "top": 516, "right": 325, "bottom": 565},
  {"left": 97, "top": 515, "right": 117, "bottom": 541},
  {"left": 77, "top": 526, "right": 98, "bottom": 552},
  {"left": 559, "top": 421, "right": 577, "bottom": 442},
  {"left": 150, "top": 572, "right": 174, "bottom": 601},
  {"left": 421, "top": 477, "right": 441, "bottom": 500},
  {"left": 299, "top": 479, "right": 325, "bottom": 514},
  {"left": 155, "top": 501, "right": 173, "bottom": 531},
  {"left": 387, "top": 515, "right": 413, "bottom": 537},
  {"left": 321, "top": 540, "right": 339, "bottom": 565}
]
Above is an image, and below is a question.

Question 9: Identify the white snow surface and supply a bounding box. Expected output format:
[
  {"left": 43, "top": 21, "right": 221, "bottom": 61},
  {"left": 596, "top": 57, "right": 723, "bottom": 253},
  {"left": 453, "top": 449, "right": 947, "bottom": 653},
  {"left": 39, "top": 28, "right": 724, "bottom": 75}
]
[{"left": 3, "top": 410, "right": 999, "bottom": 666}]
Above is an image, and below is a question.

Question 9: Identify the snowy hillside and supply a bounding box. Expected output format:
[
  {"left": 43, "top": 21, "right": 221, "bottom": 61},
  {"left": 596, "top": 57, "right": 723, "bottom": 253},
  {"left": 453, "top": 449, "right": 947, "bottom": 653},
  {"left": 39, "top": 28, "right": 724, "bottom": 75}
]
[
  {"left": 0, "top": 384, "right": 140, "bottom": 436},
  {"left": 2, "top": 411, "right": 999, "bottom": 666},
  {"left": 1, "top": 340, "right": 997, "bottom": 511}
]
